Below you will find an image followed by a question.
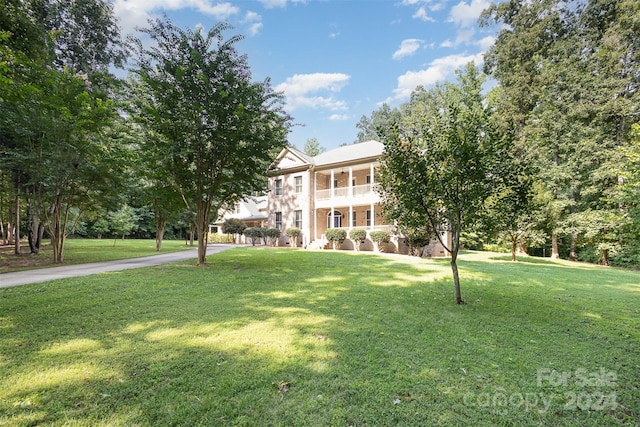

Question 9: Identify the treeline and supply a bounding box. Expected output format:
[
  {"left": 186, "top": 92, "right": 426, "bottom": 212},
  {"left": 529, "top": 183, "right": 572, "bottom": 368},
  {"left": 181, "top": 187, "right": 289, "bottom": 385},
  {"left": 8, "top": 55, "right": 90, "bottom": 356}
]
[
  {"left": 366, "top": 0, "right": 640, "bottom": 268},
  {"left": 1, "top": 1, "right": 291, "bottom": 265}
]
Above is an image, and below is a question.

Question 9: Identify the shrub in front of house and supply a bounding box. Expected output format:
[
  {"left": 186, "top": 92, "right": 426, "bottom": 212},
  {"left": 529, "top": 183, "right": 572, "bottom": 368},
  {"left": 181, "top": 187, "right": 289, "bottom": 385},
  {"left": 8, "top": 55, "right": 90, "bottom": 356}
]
[
  {"left": 369, "top": 230, "right": 391, "bottom": 252},
  {"left": 244, "top": 227, "right": 263, "bottom": 246},
  {"left": 325, "top": 228, "right": 347, "bottom": 250},
  {"left": 404, "top": 229, "right": 432, "bottom": 256},
  {"left": 221, "top": 218, "right": 246, "bottom": 243},
  {"left": 265, "top": 228, "right": 281, "bottom": 246},
  {"left": 349, "top": 229, "right": 367, "bottom": 251},
  {"left": 285, "top": 227, "right": 302, "bottom": 247}
]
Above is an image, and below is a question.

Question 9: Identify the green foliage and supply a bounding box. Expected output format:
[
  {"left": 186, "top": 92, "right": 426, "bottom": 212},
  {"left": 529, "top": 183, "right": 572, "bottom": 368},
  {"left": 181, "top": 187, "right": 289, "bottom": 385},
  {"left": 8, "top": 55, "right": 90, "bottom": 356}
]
[
  {"left": 285, "top": 227, "right": 301, "bottom": 247},
  {"left": 302, "top": 138, "right": 325, "bottom": 156},
  {"left": 355, "top": 103, "right": 401, "bottom": 143},
  {"left": 285, "top": 227, "right": 301, "bottom": 238},
  {"left": 131, "top": 17, "right": 292, "bottom": 265},
  {"left": 108, "top": 204, "right": 139, "bottom": 244},
  {"left": 221, "top": 219, "right": 246, "bottom": 242},
  {"left": 244, "top": 227, "right": 264, "bottom": 246},
  {"left": 402, "top": 228, "right": 432, "bottom": 256},
  {"left": 481, "top": 0, "right": 640, "bottom": 263},
  {"left": 348, "top": 228, "right": 367, "bottom": 241},
  {"left": 325, "top": 228, "right": 347, "bottom": 242},
  {"left": 378, "top": 63, "right": 498, "bottom": 302},
  {"left": 369, "top": 230, "right": 390, "bottom": 244},
  {"left": 264, "top": 228, "right": 281, "bottom": 246}
]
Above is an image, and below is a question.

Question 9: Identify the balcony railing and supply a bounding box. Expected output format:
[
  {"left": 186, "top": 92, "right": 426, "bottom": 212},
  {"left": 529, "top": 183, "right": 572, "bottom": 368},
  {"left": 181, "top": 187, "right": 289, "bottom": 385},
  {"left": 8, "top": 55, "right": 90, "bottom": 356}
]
[{"left": 316, "top": 184, "right": 374, "bottom": 201}]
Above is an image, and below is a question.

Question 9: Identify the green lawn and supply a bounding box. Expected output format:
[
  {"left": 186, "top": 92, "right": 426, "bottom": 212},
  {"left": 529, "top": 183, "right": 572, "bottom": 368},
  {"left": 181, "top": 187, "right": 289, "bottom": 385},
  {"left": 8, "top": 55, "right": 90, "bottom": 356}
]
[
  {"left": 0, "top": 248, "right": 638, "bottom": 426},
  {"left": 0, "top": 239, "right": 195, "bottom": 273}
]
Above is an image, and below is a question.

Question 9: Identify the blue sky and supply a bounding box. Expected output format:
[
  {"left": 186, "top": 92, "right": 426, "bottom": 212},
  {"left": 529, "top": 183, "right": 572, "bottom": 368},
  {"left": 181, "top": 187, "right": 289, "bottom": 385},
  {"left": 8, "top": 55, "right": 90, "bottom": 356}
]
[{"left": 113, "top": 0, "right": 497, "bottom": 151}]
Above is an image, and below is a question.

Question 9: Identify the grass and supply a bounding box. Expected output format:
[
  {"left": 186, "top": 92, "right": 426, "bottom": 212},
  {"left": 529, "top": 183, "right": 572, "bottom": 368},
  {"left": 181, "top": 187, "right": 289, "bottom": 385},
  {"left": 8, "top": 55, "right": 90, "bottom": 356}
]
[
  {"left": 0, "top": 239, "right": 195, "bottom": 273},
  {"left": 0, "top": 248, "right": 638, "bottom": 426}
]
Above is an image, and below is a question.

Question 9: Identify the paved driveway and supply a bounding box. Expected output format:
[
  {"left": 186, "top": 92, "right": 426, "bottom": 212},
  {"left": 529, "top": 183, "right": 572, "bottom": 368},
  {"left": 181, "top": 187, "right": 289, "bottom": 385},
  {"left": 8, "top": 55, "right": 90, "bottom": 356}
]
[{"left": 0, "top": 244, "right": 236, "bottom": 289}]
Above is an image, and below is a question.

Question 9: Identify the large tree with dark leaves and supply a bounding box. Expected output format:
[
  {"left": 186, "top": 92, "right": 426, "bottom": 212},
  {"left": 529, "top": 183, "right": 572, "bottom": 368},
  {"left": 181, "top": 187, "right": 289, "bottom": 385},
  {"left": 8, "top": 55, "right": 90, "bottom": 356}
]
[
  {"left": 481, "top": 0, "right": 639, "bottom": 264},
  {"left": 132, "top": 18, "right": 292, "bottom": 265}
]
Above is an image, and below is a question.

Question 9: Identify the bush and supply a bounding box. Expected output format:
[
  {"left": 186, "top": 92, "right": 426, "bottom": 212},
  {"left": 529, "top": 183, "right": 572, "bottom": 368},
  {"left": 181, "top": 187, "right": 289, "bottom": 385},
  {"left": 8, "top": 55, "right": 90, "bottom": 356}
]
[
  {"left": 244, "top": 227, "right": 264, "bottom": 246},
  {"left": 370, "top": 230, "right": 391, "bottom": 252},
  {"left": 349, "top": 229, "right": 367, "bottom": 241},
  {"left": 222, "top": 218, "right": 246, "bottom": 243},
  {"left": 369, "top": 230, "right": 390, "bottom": 244},
  {"left": 285, "top": 227, "right": 302, "bottom": 247},
  {"left": 404, "top": 229, "right": 432, "bottom": 257},
  {"left": 265, "top": 228, "right": 281, "bottom": 246},
  {"left": 349, "top": 228, "right": 367, "bottom": 252},
  {"left": 325, "top": 228, "right": 347, "bottom": 249}
]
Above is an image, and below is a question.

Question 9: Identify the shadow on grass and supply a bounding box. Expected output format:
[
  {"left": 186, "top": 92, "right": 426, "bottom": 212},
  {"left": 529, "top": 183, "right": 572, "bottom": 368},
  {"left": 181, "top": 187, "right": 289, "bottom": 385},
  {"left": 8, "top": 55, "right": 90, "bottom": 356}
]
[{"left": 0, "top": 248, "right": 638, "bottom": 426}]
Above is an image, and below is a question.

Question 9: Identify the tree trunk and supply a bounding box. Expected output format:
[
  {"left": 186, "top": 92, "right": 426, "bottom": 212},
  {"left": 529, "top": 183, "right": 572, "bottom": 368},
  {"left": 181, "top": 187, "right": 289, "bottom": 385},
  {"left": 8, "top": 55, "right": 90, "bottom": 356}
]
[
  {"left": 517, "top": 242, "right": 528, "bottom": 255},
  {"left": 551, "top": 232, "right": 560, "bottom": 259},
  {"left": 195, "top": 200, "right": 211, "bottom": 266},
  {"left": 451, "top": 256, "right": 462, "bottom": 304},
  {"left": 450, "top": 227, "right": 463, "bottom": 304},
  {"left": 600, "top": 248, "right": 609, "bottom": 266},
  {"left": 189, "top": 225, "right": 195, "bottom": 246},
  {"left": 511, "top": 238, "right": 517, "bottom": 262},
  {"left": 155, "top": 218, "right": 166, "bottom": 251},
  {"left": 569, "top": 232, "right": 578, "bottom": 261},
  {"left": 14, "top": 191, "right": 20, "bottom": 255},
  {"left": 27, "top": 195, "right": 42, "bottom": 254}
]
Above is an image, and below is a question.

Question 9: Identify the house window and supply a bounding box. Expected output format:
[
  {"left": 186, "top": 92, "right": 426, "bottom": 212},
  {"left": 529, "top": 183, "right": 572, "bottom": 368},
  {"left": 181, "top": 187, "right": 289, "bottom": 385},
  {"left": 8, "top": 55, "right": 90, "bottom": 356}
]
[
  {"left": 294, "top": 210, "right": 302, "bottom": 229},
  {"left": 366, "top": 175, "right": 371, "bottom": 184},
  {"left": 327, "top": 210, "right": 342, "bottom": 228},
  {"left": 275, "top": 179, "right": 283, "bottom": 195},
  {"left": 366, "top": 209, "right": 371, "bottom": 227},
  {"left": 234, "top": 203, "right": 241, "bottom": 214},
  {"left": 351, "top": 211, "right": 357, "bottom": 227},
  {"left": 295, "top": 176, "right": 303, "bottom": 193},
  {"left": 275, "top": 212, "right": 282, "bottom": 229}
]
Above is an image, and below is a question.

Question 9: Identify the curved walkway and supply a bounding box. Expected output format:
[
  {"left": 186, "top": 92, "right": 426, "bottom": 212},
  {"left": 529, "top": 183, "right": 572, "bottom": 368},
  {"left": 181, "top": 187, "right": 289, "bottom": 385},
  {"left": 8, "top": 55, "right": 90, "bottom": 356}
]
[{"left": 0, "top": 244, "right": 236, "bottom": 289}]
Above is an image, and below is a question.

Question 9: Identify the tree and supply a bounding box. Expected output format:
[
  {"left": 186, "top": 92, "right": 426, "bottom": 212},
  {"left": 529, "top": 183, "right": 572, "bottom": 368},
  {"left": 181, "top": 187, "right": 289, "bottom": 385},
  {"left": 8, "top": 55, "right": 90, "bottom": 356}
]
[
  {"left": 222, "top": 218, "right": 246, "bottom": 243},
  {"left": 303, "top": 137, "right": 325, "bottom": 156},
  {"left": 378, "top": 64, "right": 497, "bottom": 304},
  {"left": 133, "top": 18, "right": 291, "bottom": 265},
  {"left": 285, "top": 227, "right": 301, "bottom": 247},
  {"left": 481, "top": 0, "right": 640, "bottom": 263},
  {"left": 355, "top": 103, "right": 401, "bottom": 143},
  {"left": 108, "top": 204, "right": 138, "bottom": 245},
  {"left": 1, "top": 0, "right": 128, "bottom": 263}
]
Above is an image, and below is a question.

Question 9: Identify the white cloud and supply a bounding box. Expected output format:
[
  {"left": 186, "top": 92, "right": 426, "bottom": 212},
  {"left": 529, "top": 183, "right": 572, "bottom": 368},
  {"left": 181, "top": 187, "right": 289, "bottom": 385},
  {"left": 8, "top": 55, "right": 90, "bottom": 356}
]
[
  {"left": 275, "top": 73, "right": 350, "bottom": 111},
  {"left": 329, "top": 114, "right": 350, "bottom": 121},
  {"left": 440, "top": 27, "right": 476, "bottom": 48},
  {"left": 258, "top": 0, "right": 287, "bottom": 8},
  {"left": 385, "top": 52, "right": 485, "bottom": 103},
  {"left": 392, "top": 39, "right": 424, "bottom": 60},
  {"left": 258, "top": 0, "right": 307, "bottom": 8},
  {"left": 448, "top": 0, "right": 491, "bottom": 28},
  {"left": 113, "top": 0, "right": 240, "bottom": 36},
  {"left": 476, "top": 35, "right": 496, "bottom": 50},
  {"left": 413, "top": 6, "right": 435, "bottom": 22},
  {"left": 242, "top": 11, "right": 263, "bottom": 36}
]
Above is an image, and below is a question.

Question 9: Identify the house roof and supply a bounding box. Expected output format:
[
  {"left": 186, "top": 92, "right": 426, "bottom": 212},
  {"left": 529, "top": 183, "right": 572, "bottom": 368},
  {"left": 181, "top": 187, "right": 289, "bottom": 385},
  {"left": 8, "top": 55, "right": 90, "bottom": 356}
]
[
  {"left": 313, "top": 140, "right": 383, "bottom": 167},
  {"left": 272, "top": 140, "right": 384, "bottom": 173}
]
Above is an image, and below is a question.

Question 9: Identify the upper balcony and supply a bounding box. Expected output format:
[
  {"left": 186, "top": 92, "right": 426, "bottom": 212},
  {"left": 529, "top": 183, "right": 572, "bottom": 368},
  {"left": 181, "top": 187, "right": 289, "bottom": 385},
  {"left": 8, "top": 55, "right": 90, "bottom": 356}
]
[{"left": 315, "top": 183, "right": 380, "bottom": 208}]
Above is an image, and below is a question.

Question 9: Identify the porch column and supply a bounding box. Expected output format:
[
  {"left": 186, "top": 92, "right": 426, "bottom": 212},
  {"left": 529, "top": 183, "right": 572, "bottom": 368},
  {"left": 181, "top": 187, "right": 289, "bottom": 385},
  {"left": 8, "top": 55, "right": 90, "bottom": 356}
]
[
  {"left": 313, "top": 172, "right": 317, "bottom": 240},
  {"left": 370, "top": 163, "right": 375, "bottom": 188},
  {"left": 330, "top": 169, "right": 335, "bottom": 196},
  {"left": 349, "top": 167, "right": 354, "bottom": 229},
  {"left": 370, "top": 202, "right": 375, "bottom": 229}
]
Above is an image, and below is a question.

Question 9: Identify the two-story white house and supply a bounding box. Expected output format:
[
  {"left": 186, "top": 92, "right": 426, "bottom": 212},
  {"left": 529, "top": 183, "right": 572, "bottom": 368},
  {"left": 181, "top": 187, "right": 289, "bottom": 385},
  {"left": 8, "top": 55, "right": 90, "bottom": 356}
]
[{"left": 267, "top": 140, "right": 450, "bottom": 256}]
